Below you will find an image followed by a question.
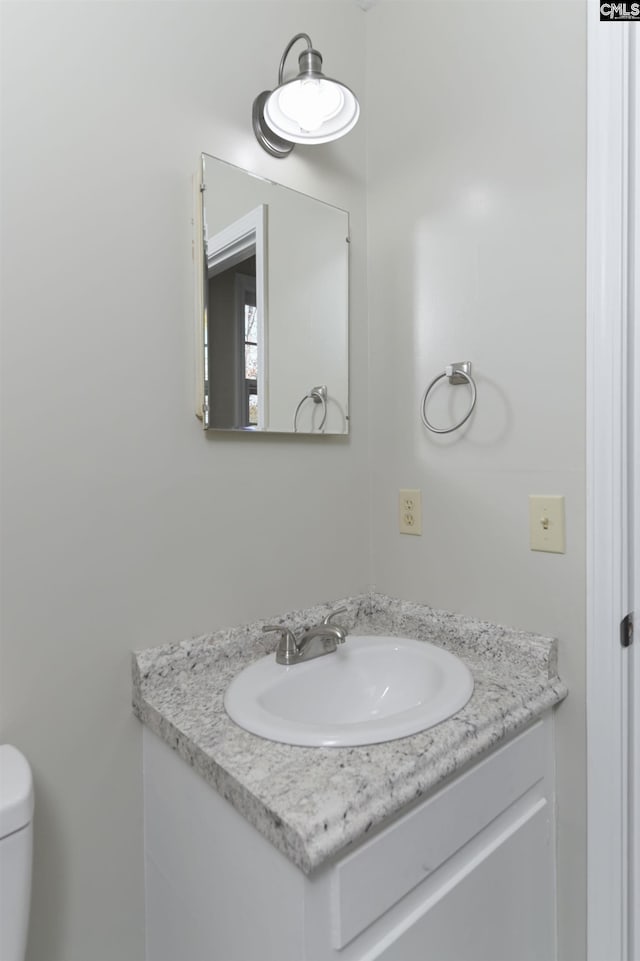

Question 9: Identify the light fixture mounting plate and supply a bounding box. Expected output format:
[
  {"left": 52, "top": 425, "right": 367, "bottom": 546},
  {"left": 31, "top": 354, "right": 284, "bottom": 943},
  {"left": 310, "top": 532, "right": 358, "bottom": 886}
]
[{"left": 252, "top": 91, "right": 294, "bottom": 158}]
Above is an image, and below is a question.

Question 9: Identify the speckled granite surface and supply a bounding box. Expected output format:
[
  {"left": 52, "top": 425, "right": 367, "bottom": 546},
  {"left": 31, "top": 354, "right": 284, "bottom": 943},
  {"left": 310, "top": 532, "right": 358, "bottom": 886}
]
[{"left": 132, "top": 593, "right": 567, "bottom": 875}]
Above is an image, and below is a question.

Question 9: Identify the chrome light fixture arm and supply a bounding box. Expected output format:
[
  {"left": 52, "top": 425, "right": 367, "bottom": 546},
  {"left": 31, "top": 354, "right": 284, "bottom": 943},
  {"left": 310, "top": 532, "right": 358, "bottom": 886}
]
[{"left": 276, "top": 33, "right": 313, "bottom": 85}]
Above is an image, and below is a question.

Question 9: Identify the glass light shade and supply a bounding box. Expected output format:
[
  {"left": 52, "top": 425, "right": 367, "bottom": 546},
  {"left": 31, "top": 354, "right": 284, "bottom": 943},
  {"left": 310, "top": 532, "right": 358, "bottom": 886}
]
[{"left": 264, "top": 77, "right": 359, "bottom": 145}]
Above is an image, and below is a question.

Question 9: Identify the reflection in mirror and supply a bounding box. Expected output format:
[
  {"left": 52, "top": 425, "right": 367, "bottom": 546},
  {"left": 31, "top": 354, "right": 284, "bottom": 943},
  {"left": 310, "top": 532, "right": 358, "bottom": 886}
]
[
  {"left": 207, "top": 205, "right": 266, "bottom": 429},
  {"left": 197, "top": 154, "right": 349, "bottom": 434}
]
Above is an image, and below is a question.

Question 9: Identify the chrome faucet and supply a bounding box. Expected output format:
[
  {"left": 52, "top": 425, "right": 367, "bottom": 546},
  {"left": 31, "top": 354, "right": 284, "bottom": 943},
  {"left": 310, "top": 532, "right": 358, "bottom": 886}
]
[{"left": 263, "top": 607, "right": 348, "bottom": 666}]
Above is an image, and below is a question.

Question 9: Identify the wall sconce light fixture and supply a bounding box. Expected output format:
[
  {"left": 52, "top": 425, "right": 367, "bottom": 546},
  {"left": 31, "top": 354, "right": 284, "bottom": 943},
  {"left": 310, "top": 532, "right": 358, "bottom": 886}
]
[{"left": 252, "top": 33, "right": 360, "bottom": 158}]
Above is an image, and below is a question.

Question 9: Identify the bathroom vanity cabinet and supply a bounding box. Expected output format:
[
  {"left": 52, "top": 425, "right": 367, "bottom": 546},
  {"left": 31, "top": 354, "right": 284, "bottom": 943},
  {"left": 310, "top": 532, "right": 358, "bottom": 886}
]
[{"left": 143, "top": 715, "right": 556, "bottom": 961}]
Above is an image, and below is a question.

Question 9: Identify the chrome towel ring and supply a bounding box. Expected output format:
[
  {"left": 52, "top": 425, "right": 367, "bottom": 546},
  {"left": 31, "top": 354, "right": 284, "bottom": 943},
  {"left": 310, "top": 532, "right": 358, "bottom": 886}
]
[
  {"left": 293, "top": 385, "right": 328, "bottom": 433},
  {"left": 420, "top": 362, "right": 477, "bottom": 434}
]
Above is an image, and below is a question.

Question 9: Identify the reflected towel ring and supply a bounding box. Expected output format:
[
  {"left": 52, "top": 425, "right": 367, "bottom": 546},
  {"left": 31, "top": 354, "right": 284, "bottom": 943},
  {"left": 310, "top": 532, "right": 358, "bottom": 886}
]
[
  {"left": 420, "top": 362, "right": 477, "bottom": 434},
  {"left": 293, "top": 385, "right": 328, "bottom": 433}
]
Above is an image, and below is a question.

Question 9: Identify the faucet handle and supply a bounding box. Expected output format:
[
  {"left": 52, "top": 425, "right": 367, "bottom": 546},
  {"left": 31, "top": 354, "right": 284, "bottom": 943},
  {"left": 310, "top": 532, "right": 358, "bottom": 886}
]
[
  {"left": 322, "top": 606, "right": 347, "bottom": 626},
  {"left": 322, "top": 608, "right": 348, "bottom": 643},
  {"left": 262, "top": 625, "right": 299, "bottom": 665}
]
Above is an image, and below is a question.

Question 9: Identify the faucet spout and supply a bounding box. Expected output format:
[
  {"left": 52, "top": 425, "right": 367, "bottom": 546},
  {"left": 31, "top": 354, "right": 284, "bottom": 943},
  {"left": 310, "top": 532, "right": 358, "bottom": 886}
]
[
  {"left": 290, "top": 623, "right": 346, "bottom": 664},
  {"left": 263, "top": 609, "right": 349, "bottom": 666},
  {"left": 298, "top": 624, "right": 346, "bottom": 651}
]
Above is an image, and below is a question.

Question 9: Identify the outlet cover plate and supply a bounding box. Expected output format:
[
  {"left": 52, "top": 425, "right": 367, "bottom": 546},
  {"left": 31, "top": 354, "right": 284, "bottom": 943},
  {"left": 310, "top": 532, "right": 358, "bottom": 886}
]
[{"left": 399, "top": 489, "right": 422, "bottom": 535}]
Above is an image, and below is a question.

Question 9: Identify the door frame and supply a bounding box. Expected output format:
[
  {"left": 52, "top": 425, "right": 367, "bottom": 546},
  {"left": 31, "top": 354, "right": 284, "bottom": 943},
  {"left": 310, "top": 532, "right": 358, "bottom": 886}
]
[{"left": 586, "top": 7, "right": 636, "bottom": 960}]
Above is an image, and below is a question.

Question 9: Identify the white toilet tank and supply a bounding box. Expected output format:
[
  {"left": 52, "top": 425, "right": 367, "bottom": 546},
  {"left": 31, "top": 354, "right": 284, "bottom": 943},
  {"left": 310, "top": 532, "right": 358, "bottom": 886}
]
[{"left": 0, "top": 745, "right": 34, "bottom": 961}]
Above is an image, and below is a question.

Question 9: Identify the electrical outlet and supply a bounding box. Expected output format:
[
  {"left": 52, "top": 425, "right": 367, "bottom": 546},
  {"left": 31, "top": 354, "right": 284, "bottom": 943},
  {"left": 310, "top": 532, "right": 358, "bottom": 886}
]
[
  {"left": 529, "top": 495, "right": 565, "bottom": 553},
  {"left": 399, "top": 489, "right": 422, "bottom": 535}
]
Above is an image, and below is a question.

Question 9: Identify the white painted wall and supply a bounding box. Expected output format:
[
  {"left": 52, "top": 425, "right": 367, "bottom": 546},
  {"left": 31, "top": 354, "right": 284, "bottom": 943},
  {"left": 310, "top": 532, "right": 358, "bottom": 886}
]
[
  {"left": 365, "top": 4, "right": 586, "bottom": 960},
  {"left": 0, "top": 4, "right": 367, "bottom": 960},
  {"left": 1, "top": 2, "right": 589, "bottom": 960}
]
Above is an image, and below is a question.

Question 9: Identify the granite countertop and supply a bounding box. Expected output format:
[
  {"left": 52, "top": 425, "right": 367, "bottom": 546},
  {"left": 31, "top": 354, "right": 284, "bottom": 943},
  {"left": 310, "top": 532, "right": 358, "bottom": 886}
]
[{"left": 132, "top": 593, "right": 567, "bottom": 876}]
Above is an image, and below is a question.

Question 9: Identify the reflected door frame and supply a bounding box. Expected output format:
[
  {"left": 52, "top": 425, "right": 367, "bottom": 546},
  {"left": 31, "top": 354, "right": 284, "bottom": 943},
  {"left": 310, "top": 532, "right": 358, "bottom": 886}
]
[{"left": 201, "top": 203, "right": 267, "bottom": 429}]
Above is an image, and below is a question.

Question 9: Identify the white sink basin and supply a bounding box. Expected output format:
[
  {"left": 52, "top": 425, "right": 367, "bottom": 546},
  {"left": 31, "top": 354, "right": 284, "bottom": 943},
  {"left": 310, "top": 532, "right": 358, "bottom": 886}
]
[{"left": 224, "top": 635, "right": 474, "bottom": 747}]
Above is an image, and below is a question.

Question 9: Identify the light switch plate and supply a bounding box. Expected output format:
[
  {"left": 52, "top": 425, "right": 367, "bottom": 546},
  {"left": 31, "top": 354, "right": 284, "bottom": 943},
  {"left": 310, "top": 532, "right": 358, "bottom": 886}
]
[{"left": 529, "top": 495, "right": 565, "bottom": 553}]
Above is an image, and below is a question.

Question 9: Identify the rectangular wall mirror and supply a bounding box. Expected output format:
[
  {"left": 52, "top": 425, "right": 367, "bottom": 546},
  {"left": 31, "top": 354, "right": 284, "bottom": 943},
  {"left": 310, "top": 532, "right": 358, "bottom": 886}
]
[{"left": 196, "top": 154, "right": 350, "bottom": 434}]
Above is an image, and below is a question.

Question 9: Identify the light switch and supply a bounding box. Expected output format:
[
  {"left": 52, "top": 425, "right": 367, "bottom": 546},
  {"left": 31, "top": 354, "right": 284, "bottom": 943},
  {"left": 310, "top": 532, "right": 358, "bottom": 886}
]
[{"left": 529, "top": 495, "right": 565, "bottom": 553}]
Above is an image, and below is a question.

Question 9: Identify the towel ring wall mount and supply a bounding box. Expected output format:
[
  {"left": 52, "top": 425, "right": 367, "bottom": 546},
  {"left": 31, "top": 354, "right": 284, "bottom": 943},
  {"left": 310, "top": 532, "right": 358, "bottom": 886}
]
[
  {"left": 420, "top": 362, "right": 477, "bottom": 434},
  {"left": 293, "top": 385, "right": 328, "bottom": 433}
]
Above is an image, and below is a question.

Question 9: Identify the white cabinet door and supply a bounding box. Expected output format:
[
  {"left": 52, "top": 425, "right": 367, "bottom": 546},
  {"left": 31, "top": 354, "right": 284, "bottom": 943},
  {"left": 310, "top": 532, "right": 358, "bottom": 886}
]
[{"left": 372, "top": 802, "right": 554, "bottom": 961}]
